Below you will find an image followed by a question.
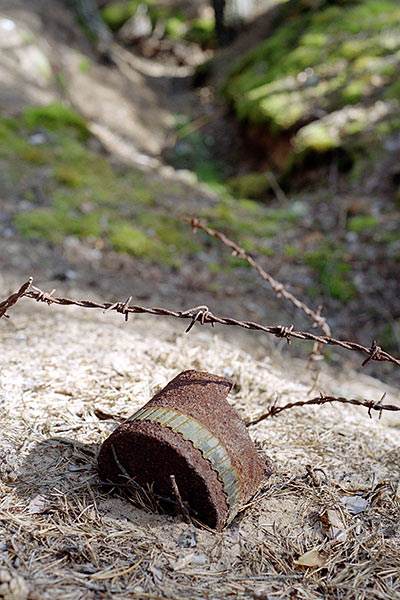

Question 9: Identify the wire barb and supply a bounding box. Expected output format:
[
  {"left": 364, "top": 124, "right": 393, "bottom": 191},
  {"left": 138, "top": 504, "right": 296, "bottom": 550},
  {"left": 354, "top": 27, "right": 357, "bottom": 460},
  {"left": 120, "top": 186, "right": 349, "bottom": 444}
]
[
  {"left": 0, "top": 277, "right": 33, "bottom": 319},
  {"left": 362, "top": 340, "right": 382, "bottom": 367},
  {"left": 1, "top": 279, "right": 399, "bottom": 368},
  {"left": 181, "top": 305, "right": 211, "bottom": 333},
  {"left": 276, "top": 324, "right": 294, "bottom": 344},
  {"left": 184, "top": 217, "right": 331, "bottom": 338}
]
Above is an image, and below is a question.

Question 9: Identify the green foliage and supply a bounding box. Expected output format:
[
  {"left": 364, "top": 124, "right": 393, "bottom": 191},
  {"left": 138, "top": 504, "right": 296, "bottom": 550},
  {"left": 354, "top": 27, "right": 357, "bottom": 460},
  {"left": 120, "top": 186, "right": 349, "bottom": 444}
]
[
  {"left": 305, "top": 242, "right": 356, "bottom": 301},
  {"left": 23, "top": 102, "right": 89, "bottom": 140},
  {"left": 347, "top": 214, "right": 378, "bottom": 232}
]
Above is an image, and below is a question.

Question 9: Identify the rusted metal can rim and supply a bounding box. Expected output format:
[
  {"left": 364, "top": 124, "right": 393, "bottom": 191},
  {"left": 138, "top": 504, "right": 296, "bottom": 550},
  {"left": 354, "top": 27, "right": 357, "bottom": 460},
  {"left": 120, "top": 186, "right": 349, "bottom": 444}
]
[
  {"left": 128, "top": 405, "right": 241, "bottom": 523},
  {"left": 98, "top": 370, "right": 267, "bottom": 530}
]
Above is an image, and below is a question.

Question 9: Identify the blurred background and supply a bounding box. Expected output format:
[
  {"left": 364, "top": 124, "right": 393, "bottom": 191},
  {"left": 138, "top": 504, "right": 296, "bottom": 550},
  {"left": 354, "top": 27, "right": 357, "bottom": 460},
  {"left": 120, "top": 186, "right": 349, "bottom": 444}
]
[{"left": 0, "top": 0, "right": 399, "bottom": 382}]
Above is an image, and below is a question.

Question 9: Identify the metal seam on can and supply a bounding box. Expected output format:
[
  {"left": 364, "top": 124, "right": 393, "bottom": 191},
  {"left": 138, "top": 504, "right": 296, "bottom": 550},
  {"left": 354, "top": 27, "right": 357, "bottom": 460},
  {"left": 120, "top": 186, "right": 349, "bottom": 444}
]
[{"left": 126, "top": 405, "right": 241, "bottom": 522}]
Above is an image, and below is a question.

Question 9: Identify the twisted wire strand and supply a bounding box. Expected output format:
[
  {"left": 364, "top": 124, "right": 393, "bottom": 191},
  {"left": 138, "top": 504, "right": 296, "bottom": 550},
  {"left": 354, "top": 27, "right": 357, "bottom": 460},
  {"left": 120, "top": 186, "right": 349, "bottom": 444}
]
[
  {"left": 1, "top": 279, "right": 399, "bottom": 368},
  {"left": 246, "top": 393, "right": 400, "bottom": 426}
]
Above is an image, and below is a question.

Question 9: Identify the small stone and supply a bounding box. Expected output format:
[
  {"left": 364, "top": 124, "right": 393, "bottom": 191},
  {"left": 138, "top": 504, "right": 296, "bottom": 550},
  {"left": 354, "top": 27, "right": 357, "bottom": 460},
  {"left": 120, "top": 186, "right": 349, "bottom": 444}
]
[{"left": 177, "top": 528, "right": 197, "bottom": 548}]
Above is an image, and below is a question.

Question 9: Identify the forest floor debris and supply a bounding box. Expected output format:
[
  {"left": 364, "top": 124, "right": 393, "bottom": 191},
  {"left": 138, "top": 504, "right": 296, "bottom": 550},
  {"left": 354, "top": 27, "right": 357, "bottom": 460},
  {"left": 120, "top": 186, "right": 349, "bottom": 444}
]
[{"left": 1, "top": 298, "right": 399, "bottom": 599}]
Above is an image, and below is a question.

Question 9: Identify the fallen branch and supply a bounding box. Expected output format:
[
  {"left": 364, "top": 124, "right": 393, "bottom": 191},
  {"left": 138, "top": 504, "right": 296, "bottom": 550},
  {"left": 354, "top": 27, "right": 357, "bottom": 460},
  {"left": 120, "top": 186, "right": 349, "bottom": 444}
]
[
  {"left": 246, "top": 393, "right": 400, "bottom": 426},
  {"left": 1, "top": 279, "right": 399, "bottom": 368}
]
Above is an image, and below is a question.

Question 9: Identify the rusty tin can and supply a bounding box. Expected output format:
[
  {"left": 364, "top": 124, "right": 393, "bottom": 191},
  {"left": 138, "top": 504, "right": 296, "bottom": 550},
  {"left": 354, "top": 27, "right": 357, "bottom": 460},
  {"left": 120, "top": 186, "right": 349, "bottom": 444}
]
[{"left": 98, "top": 370, "right": 266, "bottom": 530}]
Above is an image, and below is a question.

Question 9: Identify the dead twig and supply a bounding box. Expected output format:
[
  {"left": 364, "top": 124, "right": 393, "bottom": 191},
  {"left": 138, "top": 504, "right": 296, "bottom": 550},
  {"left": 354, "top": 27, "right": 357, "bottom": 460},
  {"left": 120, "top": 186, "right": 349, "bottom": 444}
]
[
  {"left": 1, "top": 279, "right": 400, "bottom": 368},
  {"left": 169, "top": 475, "right": 191, "bottom": 524},
  {"left": 246, "top": 392, "right": 400, "bottom": 426}
]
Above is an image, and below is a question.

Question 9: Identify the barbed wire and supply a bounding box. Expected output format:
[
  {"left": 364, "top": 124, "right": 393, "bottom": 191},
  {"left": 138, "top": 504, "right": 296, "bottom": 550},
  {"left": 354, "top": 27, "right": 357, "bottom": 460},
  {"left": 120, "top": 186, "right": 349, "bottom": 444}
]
[
  {"left": 245, "top": 393, "right": 400, "bottom": 426},
  {"left": 185, "top": 217, "right": 331, "bottom": 337},
  {"left": 0, "top": 277, "right": 32, "bottom": 319},
  {"left": 1, "top": 278, "right": 399, "bottom": 368}
]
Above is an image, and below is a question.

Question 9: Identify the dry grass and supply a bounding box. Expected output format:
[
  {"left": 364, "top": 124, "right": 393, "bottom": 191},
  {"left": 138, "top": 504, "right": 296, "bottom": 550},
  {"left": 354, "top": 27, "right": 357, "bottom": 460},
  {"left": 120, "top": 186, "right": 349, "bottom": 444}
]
[{"left": 1, "top": 298, "right": 400, "bottom": 600}]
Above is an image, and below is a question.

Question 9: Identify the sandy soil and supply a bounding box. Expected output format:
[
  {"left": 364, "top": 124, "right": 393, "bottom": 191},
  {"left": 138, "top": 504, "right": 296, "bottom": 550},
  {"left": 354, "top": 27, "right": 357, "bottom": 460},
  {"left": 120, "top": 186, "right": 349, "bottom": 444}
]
[{"left": 0, "top": 284, "right": 399, "bottom": 600}]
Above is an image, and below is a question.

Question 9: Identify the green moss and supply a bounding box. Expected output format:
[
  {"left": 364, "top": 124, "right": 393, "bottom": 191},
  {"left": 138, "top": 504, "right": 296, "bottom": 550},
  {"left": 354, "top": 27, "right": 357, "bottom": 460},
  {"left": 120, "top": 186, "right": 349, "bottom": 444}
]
[
  {"left": 207, "top": 261, "right": 223, "bottom": 275},
  {"left": 0, "top": 116, "right": 27, "bottom": 157},
  {"left": 223, "top": 0, "right": 400, "bottom": 163},
  {"left": 347, "top": 214, "right": 378, "bottom": 232},
  {"left": 185, "top": 16, "right": 215, "bottom": 46},
  {"left": 164, "top": 15, "right": 186, "bottom": 41},
  {"left": 258, "top": 245, "right": 274, "bottom": 257},
  {"left": 109, "top": 221, "right": 182, "bottom": 267},
  {"left": 19, "top": 146, "right": 51, "bottom": 165},
  {"left": 384, "top": 77, "right": 400, "bottom": 100},
  {"left": 14, "top": 206, "right": 102, "bottom": 243},
  {"left": 109, "top": 223, "right": 152, "bottom": 255},
  {"left": 205, "top": 197, "right": 299, "bottom": 242},
  {"left": 78, "top": 56, "right": 92, "bottom": 73},
  {"left": 294, "top": 122, "right": 340, "bottom": 153},
  {"left": 284, "top": 244, "right": 299, "bottom": 257},
  {"left": 52, "top": 165, "right": 83, "bottom": 187},
  {"left": 101, "top": 1, "right": 143, "bottom": 31},
  {"left": 227, "top": 172, "right": 271, "bottom": 200},
  {"left": 341, "top": 78, "right": 369, "bottom": 105},
  {"left": 14, "top": 209, "right": 65, "bottom": 243},
  {"left": 305, "top": 242, "right": 356, "bottom": 302},
  {"left": 23, "top": 103, "right": 89, "bottom": 140}
]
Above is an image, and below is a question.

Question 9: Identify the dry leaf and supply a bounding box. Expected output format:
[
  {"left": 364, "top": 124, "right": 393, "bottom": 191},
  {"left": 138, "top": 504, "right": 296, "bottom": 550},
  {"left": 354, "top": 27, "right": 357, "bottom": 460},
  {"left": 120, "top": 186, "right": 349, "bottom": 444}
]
[
  {"left": 322, "top": 509, "right": 347, "bottom": 542},
  {"left": 173, "top": 553, "right": 206, "bottom": 571},
  {"left": 173, "top": 552, "right": 196, "bottom": 571},
  {"left": 294, "top": 548, "right": 325, "bottom": 568},
  {"left": 341, "top": 495, "right": 367, "bottom": 515},
  {"left": 28, "top": 494, "right": 50, "bottom": 515}
]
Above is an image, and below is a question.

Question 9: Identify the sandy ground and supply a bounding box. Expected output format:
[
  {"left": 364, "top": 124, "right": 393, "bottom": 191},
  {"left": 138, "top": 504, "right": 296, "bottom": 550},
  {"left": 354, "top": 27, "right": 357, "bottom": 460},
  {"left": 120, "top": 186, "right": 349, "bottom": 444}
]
[{"left": 1, "top": 286, "right": 400, "bottom": 600}]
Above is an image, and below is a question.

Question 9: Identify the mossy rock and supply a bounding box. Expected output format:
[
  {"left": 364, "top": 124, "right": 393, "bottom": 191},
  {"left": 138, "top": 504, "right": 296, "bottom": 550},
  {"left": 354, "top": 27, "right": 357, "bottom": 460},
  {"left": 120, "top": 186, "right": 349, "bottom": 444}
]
[{"left": 223, "top": 0, "right": 400, "bottom": 166}]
